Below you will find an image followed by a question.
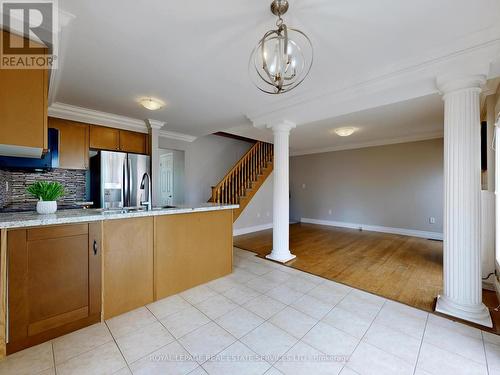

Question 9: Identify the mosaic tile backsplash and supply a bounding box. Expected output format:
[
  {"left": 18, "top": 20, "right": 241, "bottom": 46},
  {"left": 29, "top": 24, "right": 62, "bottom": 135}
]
[{"left": 0, "top": 168, "right": 87, "bottom": 210}]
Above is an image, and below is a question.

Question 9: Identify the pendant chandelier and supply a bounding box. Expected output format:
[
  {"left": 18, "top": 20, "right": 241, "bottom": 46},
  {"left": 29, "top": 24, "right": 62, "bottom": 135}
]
[{"left": 249, "top": 0, "right": 313, "bottom": 94}]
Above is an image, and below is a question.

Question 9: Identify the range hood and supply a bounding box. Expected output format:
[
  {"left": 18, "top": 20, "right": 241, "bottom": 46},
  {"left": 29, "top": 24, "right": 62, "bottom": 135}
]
[{"left": 0, "top": 128, "right": 59, "bottom": 170}]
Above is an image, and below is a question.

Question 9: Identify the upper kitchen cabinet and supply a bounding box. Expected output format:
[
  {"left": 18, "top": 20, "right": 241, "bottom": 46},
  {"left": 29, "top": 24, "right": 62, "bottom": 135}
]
[
  {"left": 89, "top": 125, "right": 120, "bottom": 151},
  {"left": 89, "top": 125, "right": 148, "bottom": 154},
  {"left": 48, "top": 118, "right": 89, "bottom": 169},
  {"left": 119, "top": 130, "right": 148, "bottom": 154},
  {"left": 0, "top": 31, "right": 48, "bottom": 158}
]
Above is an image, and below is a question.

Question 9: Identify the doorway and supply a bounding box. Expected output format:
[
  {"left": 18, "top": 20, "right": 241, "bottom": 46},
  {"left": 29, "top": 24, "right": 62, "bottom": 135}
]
[{"left": 158, "top": 148, "right": 185, "bottom": 206}]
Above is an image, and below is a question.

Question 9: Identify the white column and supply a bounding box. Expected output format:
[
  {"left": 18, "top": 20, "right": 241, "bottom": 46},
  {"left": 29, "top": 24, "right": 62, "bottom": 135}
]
[
  {"left": 495, "top": 112, "right": 500, "bottom": 288},
  {"left": 486, "top": 95, "right": 497, "bottom": 193},
  {"left": 266, "top": 121, "right": 296, "bottom": 263},
  {"left": 146, "top": 119, "right": 165, "bottom": 207},
  {"left": 436, "top": 75, "right": 492, "bottom": 327}
]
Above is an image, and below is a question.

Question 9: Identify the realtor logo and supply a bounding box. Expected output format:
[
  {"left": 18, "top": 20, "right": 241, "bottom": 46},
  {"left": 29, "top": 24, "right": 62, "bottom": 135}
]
[{"left": 1, "top": 0, "right": 58, "bottom": 68}]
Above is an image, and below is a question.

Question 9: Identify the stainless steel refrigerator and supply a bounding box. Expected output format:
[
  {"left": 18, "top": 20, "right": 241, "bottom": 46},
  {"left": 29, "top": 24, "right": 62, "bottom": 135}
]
[{"left": 90, "top": 151, "right": 150, "bottom": 209}]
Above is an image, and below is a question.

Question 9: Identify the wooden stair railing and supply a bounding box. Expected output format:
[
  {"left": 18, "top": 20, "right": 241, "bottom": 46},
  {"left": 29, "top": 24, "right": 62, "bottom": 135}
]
[{"left": 210, "top": 141, "right": 274, "bottom": 221}]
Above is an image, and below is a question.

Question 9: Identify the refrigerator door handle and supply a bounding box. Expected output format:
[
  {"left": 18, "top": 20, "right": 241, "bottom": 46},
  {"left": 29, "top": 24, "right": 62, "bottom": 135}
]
[
  {"left": 127, "top": 157, "right": 132, "bottom": 206},
  {"left": 122, "top": 158, "right": 128, "bottom": 207}
]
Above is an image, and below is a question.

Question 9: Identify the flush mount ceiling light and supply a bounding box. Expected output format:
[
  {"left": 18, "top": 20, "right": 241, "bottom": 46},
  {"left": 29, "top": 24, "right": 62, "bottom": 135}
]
[
  {"left": 249, "top": 0, "right": 313, "bottom": 94},
  {"left": 139, "top": 98, "right": 164, "bottom": 111},
  {"left": 333, "top": 127, "right": 357, "bottom": 137}
]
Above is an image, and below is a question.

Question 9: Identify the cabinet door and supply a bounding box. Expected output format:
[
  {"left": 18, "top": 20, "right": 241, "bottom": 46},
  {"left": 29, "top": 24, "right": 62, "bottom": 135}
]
[
  {"left": 89, "top": 125, "right": 120, "bottom": 151},
  {"left": 48, "top": 118, "right": 89, "bottom": 169},
  {"left": 103, "top": 217, "right": 154, "bottom": 319},
  {"left": 119, "top": 130, "right": 147, "bottom": 154},
  {"left": 0, "top": 32, "right": 48, "bottom": 152},
  {"left": 7, "top": 223, "right": 101, "bottom": 354}
]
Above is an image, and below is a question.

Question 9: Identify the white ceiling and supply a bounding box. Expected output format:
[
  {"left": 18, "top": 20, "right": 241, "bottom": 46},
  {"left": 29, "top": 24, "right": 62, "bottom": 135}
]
[
  {"left": 53, "top": 0, "right": 500, "bottom": 148},
  {"left": 228, "top": 93, "right": 445, "bottom": 154}
]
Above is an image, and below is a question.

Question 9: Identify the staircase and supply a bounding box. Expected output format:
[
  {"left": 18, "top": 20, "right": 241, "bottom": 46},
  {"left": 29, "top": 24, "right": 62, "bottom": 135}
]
[{"left": 209, "top": 141, "right": 274, "bottom": 221}]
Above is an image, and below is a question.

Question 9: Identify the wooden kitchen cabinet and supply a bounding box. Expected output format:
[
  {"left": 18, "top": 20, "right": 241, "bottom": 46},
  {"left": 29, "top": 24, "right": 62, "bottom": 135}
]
[
  {"left": 102, "top": 217, "right": 154, "bottom": 319},
  {"left": 0, "top": 31, "right": 48, "bottom": 155},
  {"left": 89, "top": 125, "right": 148, "bottom": 154},
  {"left": 48, "top": 117, "right": 89, "bottom": 169},
  {"left": 89, "top": 125, "right": 120, "bottom": 151},
  {"left": 154, "top": 210, "right": 233, "bottom": 299},
  {"left": 119, "top": 130, "right": 148, "bottom": 154},
  {"left": 7, "top": 223, "right": 101, "bottom": 354}
]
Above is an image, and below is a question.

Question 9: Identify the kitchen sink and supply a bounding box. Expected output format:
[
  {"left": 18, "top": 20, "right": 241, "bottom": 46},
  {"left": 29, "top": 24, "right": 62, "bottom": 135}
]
[
  {"left": 99, "top": 206, "right": 148, "bottom": 213},
  {"left": 152, "top": 205, "right": 177, "bottom": 210}
]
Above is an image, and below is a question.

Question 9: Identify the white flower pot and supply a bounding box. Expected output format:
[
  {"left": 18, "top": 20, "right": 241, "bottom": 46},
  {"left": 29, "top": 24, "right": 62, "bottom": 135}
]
[{"left": 36, "top": 201, "right": 57, "bottom": 214}]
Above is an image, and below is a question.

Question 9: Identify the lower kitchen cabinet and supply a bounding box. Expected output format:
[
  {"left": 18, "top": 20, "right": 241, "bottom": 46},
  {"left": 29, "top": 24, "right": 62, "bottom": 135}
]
[
  {"left": 7, "top": 223, "right": 101, "bottom": 354},
  {"left": 154, "top": 210, "right": 233, "bottom": 299},
  {"left": 102, "top": 217, "right": 154, "bottom": 319}
]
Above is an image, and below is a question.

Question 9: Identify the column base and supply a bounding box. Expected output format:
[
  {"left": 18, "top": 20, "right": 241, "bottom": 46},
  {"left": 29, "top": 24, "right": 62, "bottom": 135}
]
[
  {"left": 266, "top": 251, "right": 296, "bottom": 264},
  {"left": 436, "top": 295, "right": 492, "bottom": 328}
]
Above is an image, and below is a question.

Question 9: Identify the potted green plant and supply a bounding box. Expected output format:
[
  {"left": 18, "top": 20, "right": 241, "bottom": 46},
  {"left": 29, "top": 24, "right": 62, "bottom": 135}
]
[{"left": 26, "top": 181, "right": 65, "bottom": 214}]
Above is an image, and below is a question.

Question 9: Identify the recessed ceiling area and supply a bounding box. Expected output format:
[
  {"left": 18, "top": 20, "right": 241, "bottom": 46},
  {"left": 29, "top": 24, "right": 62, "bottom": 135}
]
[
  {"left": 227, "top": 93, "right": 444, "bottom": 154},
  {"left": 53, "top": 0, "right": 499, "bottom": 139}
]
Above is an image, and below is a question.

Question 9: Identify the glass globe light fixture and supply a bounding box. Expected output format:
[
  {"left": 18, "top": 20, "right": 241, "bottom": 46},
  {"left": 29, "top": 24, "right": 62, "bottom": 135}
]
[
  {"left": 250, "top": 0, "right": 313, "bottom": 94},
  {"left": 334, "top": 127, "right": 357, "bottom": 137}
]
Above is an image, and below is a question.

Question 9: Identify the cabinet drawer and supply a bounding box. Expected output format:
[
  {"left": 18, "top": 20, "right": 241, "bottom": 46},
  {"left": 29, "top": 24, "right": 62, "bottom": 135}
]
[{"left": 27, "top": 223, "right": 88, "bottom": 241}]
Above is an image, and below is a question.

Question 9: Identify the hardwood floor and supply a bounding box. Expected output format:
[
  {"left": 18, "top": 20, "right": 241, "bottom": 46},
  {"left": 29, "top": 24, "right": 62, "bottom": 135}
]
[
  {"left": 234, "top": 223, "right": 443, "bottom": 311},
  {"left": 235, "top": 223, "right": 500, "bottom": 333}
]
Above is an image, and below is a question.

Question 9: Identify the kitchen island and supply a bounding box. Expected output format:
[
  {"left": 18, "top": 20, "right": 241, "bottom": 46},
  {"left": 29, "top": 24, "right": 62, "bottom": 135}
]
[{"left": 0, "top": 204, "right": 237, "bottom": 356}]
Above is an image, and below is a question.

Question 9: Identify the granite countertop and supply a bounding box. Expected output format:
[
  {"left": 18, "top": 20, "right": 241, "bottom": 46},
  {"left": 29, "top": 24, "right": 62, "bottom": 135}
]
[{"left": 0, "top": 203, "right": 239, "bottom": 229}]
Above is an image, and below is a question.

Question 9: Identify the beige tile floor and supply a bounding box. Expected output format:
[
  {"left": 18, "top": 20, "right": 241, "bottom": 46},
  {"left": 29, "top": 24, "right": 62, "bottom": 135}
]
[{"left": 1, "top": 247, "right": 499, "bottom": 375}]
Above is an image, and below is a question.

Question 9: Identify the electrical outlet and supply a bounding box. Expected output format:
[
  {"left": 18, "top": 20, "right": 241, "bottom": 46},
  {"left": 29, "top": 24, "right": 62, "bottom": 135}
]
[
  {"left": 302, "top": 183, "right": 306, "bottom": 189},
  {"left": 257, "top": 212, "right": 261, "bottom": 218},
  {"left": 429, "top": 217, "right": 436, "bottom": 224},
  {"left": 328, "top": 209, "right": 332, "bottom": 215}
]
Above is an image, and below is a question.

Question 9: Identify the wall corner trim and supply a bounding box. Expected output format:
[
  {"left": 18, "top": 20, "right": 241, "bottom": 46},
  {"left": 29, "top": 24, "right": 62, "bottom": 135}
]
[{"left": 300, "top": 218, "right": 443, "bottom": 240}]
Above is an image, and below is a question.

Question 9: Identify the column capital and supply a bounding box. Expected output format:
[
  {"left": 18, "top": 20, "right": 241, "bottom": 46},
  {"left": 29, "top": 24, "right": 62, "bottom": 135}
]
[
  {"left": 146, "top": 119, "right": 165, "bottom": 130},
  {"left": 436, "top": 74, "right": 486, "bottom": 97},
  {"left": 267, "top": 120, "right": 296, "bottom": 133}
]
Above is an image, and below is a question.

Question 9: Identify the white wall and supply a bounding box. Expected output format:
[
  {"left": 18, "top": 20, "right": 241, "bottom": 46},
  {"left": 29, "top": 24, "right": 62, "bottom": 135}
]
[
  {"left": 233, "top": 172, "right": 274, "bottom": 235},
  {"left": 290, "top": 139, "right": 444, "bottom": 237},
  {"left": 158, "top": 134, "right": 253, "bottom": 205}
]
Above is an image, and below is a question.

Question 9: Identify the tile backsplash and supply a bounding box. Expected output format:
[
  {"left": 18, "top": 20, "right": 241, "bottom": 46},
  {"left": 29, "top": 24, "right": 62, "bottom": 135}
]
[{"left": 0, "top": 168, "right": 87, "bottom": 210}]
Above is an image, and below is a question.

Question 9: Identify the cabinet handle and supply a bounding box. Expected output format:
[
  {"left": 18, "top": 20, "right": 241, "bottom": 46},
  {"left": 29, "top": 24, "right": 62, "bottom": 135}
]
[{"left": 93, "top": 240, "right": 98, "bottom": 255}]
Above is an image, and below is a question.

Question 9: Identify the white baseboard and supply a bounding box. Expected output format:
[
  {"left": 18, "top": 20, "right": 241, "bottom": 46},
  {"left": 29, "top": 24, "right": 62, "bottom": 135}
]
[
  {"left": 233, "top": 223, "right": 273, "bottom": 236},
  {"left": 300, "top": 218, "right": 443, "bottom": 240}
]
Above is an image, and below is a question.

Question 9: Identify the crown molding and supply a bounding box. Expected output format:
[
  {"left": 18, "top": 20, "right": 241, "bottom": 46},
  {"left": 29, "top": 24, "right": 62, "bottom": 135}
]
[
  {"left": 247, "top": 26, "right": 500, "bottom": 127},
  {"left": 48, "top": 102, "right": 197, "bottom": 142},
  {"left": 158, "top": 130, "right": 197, "bottom": 143},
  {"left": 146, "top": 119, "right": 165, "bottom": 130},
  {"left": 48, "top": 102, "right": 149, "bottom": 132},
  {"left": 290, "top": 131, "right": 444, "bottom": 156}
]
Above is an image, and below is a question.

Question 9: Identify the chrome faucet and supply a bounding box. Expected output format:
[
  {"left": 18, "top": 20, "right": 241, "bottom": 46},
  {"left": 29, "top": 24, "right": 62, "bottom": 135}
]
[{"left": 140, "top": 172, "right": 152, "bottom": 210}]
